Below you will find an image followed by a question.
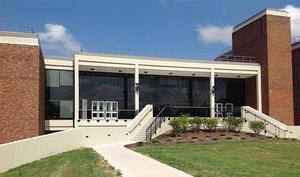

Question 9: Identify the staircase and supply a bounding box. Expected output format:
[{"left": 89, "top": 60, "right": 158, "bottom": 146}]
[{"left": 241, "top": 106, "right": 289, "bottom": 138}]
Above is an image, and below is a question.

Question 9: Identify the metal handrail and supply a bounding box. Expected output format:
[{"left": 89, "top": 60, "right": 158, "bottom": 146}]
[
  {"left": 244, "top": 110, "right": 288, "bottom": 138},
  {"left": 145, "top": 106, "right": 167, "bottom": 141}
]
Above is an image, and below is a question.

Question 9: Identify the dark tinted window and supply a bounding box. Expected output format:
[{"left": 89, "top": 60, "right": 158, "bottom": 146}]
[{"left": 45, "top": 70, "right": 74, "bottom": 119}]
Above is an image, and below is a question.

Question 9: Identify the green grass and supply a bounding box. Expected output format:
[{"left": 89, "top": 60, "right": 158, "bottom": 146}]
[
  {"left": 133, "top": 139, "right": 300, "bottom": 177},
  {"left": 0, "top": 148, "right": 120, "bottom": 177}
]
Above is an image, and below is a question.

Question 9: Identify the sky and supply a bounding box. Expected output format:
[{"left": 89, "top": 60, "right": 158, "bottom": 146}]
[{"left": 1, "top": 0, "right": 300, "bottom": 60}]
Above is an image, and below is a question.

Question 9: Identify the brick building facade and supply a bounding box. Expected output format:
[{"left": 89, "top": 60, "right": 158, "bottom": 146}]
[{"left": 0, "top": 33, "right": 45, "bottom": 144}]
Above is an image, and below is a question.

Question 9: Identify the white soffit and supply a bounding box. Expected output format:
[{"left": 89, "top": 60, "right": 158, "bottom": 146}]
[
  {"left": 233, "top": 8, "right": 289, "bottom": 32},
  {"left": 0, "top": 31, "right": 39, "bottom": 46}
]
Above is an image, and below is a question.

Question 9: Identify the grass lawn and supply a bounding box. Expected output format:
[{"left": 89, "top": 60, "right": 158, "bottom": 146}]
[
  {"left": 133, "top": 139, "right": 300, "bottom": 177},
  {"left": 0, "top": 148, "right": 121, "bottom": 177}
]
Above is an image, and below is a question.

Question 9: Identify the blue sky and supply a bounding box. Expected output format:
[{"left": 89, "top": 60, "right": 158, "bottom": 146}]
[{"left": 1, "top": 0, "right": 300, "bottom": 59}]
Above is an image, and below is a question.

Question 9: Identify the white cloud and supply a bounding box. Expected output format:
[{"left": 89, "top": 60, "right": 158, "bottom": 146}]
[
  {"left": 39, "top": 24, "right": 81, "bottom": 56},
  {"left": 196, "top": 25, "right": 233, "bottom": 45},
  {"left": 282, "top": 5, "right": 300, "bottom": 39}
]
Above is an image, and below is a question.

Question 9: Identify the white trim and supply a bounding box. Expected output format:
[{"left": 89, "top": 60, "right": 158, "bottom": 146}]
[
  {"left": 0, "top": 31, "right": 39, "bottom": 46},
  {"left": 210, "top": 68, "right": 215, "bottom": 118},
  {"left": 233, "top": 8, "right": 289, "bottom": 32},
  {"left": 44, "top": 58, "right": 74, "bottom": 70},
  {"left": 257, "top": 67, "right": 262, "bottom": 112},
  {"left": 74, "top": 56, "right": 79, "bottom": 127}
]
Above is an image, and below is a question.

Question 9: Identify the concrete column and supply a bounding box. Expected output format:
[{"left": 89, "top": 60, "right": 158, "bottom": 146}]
[
  {"left": 134, "top": 64, "right": 139, "bottom": 113},
  {"left": 210, "top": 68, "right": 215, "bottom": 118},
  {"left": 74, "top": 56, "right": 79, "bottom": 127},
  {"left": 256, "top": 67, "right": 262, "bottom": 112}
]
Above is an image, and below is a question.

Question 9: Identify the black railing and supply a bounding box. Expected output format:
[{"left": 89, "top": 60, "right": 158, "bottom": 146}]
[
  {"left": 145, "top": 105, "right": 242, "bottom": 141},
  {"left": 244, "top": 109, "right": 287, "bottom": 138},
  {"left": 0, "top": 23, "right": 34, "bottom": 33},
  {"left": 215, "top": 55, "right": 257, "bottom": 63}
]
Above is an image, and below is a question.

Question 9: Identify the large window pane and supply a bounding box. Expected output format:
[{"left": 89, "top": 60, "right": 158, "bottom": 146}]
[
  {"left": 60, "top": 70, "right": 73, "bottom": 86},
  {"left": 46, "top": 70, "right": 59, "bottom": 87},
  {"left": 60, "top": 100, "right": 73, "bottom": 118}
]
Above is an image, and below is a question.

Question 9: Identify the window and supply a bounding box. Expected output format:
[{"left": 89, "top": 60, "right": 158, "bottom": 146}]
[
  {"left": 46, "top": 70, "right": 74, "bottom": 119},
  {"left": 60, "top": 70, "right": 73, "bottom": 86},
  {"left": 60, "top": 100, "right": 73, "bottom": 118},
  {"left": 46, "top": 70, "right": 59, "bottom": 87}
]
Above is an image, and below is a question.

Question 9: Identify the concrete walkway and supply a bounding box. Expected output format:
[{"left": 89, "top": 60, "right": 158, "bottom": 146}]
[{"left": 92, "top": 143, "right": 193, "bottom": 177}]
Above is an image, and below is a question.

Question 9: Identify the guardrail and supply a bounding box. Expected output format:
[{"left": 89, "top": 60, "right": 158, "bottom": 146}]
[
  {"left": 0, "top": 23, "right": 34, "bottom": 33},
  {"left": 241, "top": 106, "right": 288, "bottom": 138},
  {"left": 215, "top": 55, "right": 257, "bottom": 63}
]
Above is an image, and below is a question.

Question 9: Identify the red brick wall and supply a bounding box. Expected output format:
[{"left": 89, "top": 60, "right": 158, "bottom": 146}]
[
  {"left": 0, "top": 43, "right": 45, "bottom": 144},
  {"left": 292, "top": 46, "right": 300, "bottom": 125},
  {"left": 233, "top": 15, "right": 295, "bottom": 125}
]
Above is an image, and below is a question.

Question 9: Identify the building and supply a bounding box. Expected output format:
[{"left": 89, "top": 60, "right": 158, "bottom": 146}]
[{"left": 0, "top": 8, "right": 299, "bottom": 144}]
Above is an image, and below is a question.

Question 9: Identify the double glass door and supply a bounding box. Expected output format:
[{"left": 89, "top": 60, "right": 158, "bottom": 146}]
[{"left": 91, "top": 101, "right": 118, "bottom": 119}]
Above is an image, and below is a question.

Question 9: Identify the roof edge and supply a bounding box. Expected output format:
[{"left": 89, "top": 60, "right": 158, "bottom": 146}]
[{"left": 233, "top": 8, "right": 289, "bottom": 33}]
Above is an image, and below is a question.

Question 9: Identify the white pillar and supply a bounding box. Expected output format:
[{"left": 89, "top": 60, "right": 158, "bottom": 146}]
[
  {"left": 210, "top": 68, "right": 215, "bottom": 118},
  {"left": 134, "top": 64, "right": 139, "bottom": 113},
  {"left": 256, "top": 67, "right": 262, "bottom": 112},
  {"left": 74, "top": 56, "right": 79, "bottom": 127}
]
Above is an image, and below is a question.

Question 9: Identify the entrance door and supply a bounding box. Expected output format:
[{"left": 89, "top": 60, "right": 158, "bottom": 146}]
[
  {"left": 215, "top": 103, "right": 223, "bottom": 117},
  {"left": 91, "top": 101, "right": 118, "bottom": 119}
]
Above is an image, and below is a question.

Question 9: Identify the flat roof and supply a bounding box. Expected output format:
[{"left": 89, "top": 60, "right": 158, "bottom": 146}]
[
  {"left": 76, "top": 52, "right": 259, "bottom": 66},
  {"left": 0, "top": 31, "right": 39, "bottom": 46},
  {"left": 233, "top": 8, "right": 289, "bottom": 32}
]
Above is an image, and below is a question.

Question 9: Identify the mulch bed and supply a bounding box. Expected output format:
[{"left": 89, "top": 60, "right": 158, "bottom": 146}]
[{"left": 126, "top": 129, "right": 272, "bottom": 148}]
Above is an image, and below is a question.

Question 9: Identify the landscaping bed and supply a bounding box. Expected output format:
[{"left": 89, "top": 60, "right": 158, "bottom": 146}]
[{"left": 126, "top": 129, "right": 273, "bottom": 148}]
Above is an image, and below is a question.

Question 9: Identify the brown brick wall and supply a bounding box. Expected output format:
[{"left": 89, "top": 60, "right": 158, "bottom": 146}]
[
  {"left": 292, "top": 46, "right": 300, "bottom": 125},
  {"left": 233, "top": 15, "right": 295, "bottom": 125},
  {"left": 0, "top": 43, "right": 45, "bottom": 144}
]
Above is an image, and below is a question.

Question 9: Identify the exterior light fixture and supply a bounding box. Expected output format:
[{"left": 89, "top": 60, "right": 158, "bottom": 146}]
[
  {"left": 192, "top": 73, "right": 195, "bottom": 76},
  {"left": 169, "top": 72, "right": 173, "bottom": 75},
  {"left": 144, "top": 71, "right": 148, "bottom": 74},
  {"left": 215, "top": 74, "right": 218, "bottom": 77},
  {"left": 135, "top": 83, "right": 140, "bottom": 92},
  {"left": 90, "top": 68, "right": 95, "bottom": 71},
  {"left": 119, "top": 70, "right": 122, "bottom": 72},
  {"left": 237, "top": 75, "right": 241, "bottom": 78}
]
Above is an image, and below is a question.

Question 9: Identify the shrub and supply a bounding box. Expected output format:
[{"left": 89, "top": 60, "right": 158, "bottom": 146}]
[
  {"left": 189, "top": 117, "right": 203, "bottom": 131},
  {"left": 150, "top": 139, "right": 160, "bottom": 144},
  {"left": 223, "top": 117, "right": 245, "bottom": 132},
  {"left": 249, "top": 120, "right": 266, "bottom": 136},
  {"left": 137, "top": 141, "right": 144, "bottom": 146},
  {"left": 169, "top": 118, "right": 182, "bottom": 136},
  {"left": 178, "top": 114, "right": 189, "bottom": 132},
  {"left": 203, "top": 118, "right": 219, "bottom": 131}
]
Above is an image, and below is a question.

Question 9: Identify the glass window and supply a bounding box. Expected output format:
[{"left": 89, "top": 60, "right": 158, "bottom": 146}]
[
  {"left": 60, "top": 100, "right": 73, "bottom": 118},
  {"left": 60, "top": 70, "right": 73, "bottom": 86},
  {"left": 45, "top": 69, "right": 74, "bottom": 120},
  {"left": 46, "top": 70, "right": 59, "bottom": 87}
]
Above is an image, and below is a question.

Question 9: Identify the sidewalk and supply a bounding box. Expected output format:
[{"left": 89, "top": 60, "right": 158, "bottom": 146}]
[{"left": 92, "top": 143, "right": 193, "bottom": 177}]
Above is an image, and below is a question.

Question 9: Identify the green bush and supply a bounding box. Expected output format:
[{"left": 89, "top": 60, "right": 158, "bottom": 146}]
[
  {"left": 137, "top": 141, "right": 144, "bottom": 146},
  {"left": 203, "top": 118, "right": 219, "bottom": 131},
  {"left": 223, "top": 117, "right": 245, "bottom": 132},
  {"left": 189, "top": 117, "right": 203, "bottom": 131},
  {"left": 169, "top": 118, "right": 182, "bottom": 136},
  {"left": 150, "top": 139, "right": 160, "bottom": 144},
  {"left": 249, "top": 120, "right": 266, "bottom": 136},
  {"left": 178, "top": 114, "right": 189, "bottom": 132}
]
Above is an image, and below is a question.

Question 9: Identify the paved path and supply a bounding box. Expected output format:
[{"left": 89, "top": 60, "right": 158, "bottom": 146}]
[{"left": 92, "top": 142, "right": 193, "bottom": 177}]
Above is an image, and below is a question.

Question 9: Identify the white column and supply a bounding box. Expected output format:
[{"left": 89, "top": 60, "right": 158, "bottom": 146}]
[
  {"left": 210, "top": 68, "right": 215, "bottom": 118},
  {"left": 256, "top": 67, "right": 262, "bottom": 112},
  {"left": 74, "top": 56, "right": 79, "bottom": 127},
  {"left": 134, "top": 64, "right": 139, "bottom": 113}
]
